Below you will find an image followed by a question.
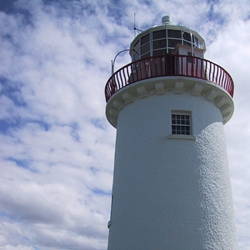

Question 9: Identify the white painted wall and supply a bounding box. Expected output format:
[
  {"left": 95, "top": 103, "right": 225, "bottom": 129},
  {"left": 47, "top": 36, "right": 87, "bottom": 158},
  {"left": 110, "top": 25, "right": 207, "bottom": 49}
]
[{"left": 107, "top": 89, "right": 237, "bottom": 250}]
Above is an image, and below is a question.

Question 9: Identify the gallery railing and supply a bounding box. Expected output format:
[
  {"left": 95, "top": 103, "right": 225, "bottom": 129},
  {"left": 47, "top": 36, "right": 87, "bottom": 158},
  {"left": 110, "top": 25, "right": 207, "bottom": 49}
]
[{"left": 105, "top": 55, "right": 234, "bottom": 102}]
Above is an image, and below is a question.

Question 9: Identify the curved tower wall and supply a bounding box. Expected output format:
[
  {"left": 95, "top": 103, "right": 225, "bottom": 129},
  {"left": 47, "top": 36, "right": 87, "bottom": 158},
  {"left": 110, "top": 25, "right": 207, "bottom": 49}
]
[{"left": 106, "top": 78, "right": 237, "bottom": 250}]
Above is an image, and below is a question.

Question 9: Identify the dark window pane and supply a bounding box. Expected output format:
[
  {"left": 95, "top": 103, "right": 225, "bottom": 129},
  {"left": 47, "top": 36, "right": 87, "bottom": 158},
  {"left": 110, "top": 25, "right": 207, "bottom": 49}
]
[
  {"left": 132, "top": 39, "right": 140, "bottom": 62},
  {"left": 193, "top": 36, "right": 198, "bottom": 46},
  {"left": 141, "top": 43, "right": 150, "bottom": 54},
  {"left": 141, "top": 53, "right": 150, "bottom": 59},
  {"left": 153, "top": 39, "right": 166, "bottom": 49},
  {"left": 133, "top": 40, "right": 139, "bottom": 49},
  {"left": 168, "top": 39, "right": 182, "bottom": 48},
  {"left": 184, "top": 41, "right": 191, "bottom": 47},
  {"left": 183, "top": 32, "right": 191, "bottom": 41},
  {"left": 153, "top": 49, "right": 167, "bottom": 56},
  {"left": 168, "top": 29, "right": 181, "bottom": 38},
  {"left": 153, "top": 30, "right": 166, "bottom": 39},
  {"left": 133, "top": 48, "right": 140, "bottom": 54},
  {"left": 177, "top": 126, "right": 181, "bottom": 133},
  {"left": 193, "top": 36, "right": 201, "bottom": 48},
  {"left": 141, "top": 34, "right": 150, "bottom": 45}
]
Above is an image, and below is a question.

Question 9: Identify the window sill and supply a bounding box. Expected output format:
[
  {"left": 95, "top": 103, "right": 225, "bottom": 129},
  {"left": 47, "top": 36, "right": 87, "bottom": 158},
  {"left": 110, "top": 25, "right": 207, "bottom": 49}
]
[{"left": 167, "top": 134, "right": 196, "bottom": 140}]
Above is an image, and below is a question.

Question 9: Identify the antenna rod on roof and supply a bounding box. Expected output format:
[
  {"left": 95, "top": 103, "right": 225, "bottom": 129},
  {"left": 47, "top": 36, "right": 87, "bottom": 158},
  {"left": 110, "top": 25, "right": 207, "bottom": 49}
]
[
  {"left": 134, "top": 13, "right": 136, "bottom": 37},
  {"left": 133, "top": 13, "right": 143, "bottom": 36}
]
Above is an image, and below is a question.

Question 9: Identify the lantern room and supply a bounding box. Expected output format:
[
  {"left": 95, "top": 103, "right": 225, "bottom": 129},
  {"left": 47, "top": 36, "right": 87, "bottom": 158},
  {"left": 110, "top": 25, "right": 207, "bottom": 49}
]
[{"left": 130, "top": 15, "right": 206, "bottom": 61}]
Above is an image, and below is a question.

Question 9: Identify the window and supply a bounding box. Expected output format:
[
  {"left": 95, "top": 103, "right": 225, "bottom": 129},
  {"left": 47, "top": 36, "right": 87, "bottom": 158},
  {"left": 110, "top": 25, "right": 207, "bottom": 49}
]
[
  {"left": 153, "top": 49, "right": 167, "bottom": 56},
  {"left": 140, "top": 34, "right": 150, "bottom": 58},
  {"left": 141, "top": 43, "right": 150, "bottom": 54},
  {"left": 168, "top": 39, "right": 181, "bottom": 48},
  {"left": 153, "top": 39, "right": 166, "bottom": 49},
  {"left": 183, "top": 32, "right": 191, "bottom": 42},
  {"left": 132, "top": 40, "right": 140, "bottom": 61},
  {"left": 153, "top": 30, "right": 166, "bottom": 39},
  {"left": 168, "top": 29, "right": 181, "bottom": 38},
  {"left": 141, "top": 34, "right": 150, "bottom": 45},
  {"left": 193, "top": 36, "right": 200, "bottom": 48},
  {"left": 152, "top": 30, "right": 167, "bottom": 56},
  {"left": 141, "top": 52, "right": 151, "bottom": 59},
  {"left": 171, "top": 112, "right": 191, "bottom": 135}
]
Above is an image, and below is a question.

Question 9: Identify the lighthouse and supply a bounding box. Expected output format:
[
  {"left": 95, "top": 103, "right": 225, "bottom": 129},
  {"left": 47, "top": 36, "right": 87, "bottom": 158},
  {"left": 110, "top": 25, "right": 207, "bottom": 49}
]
[{"left": 105, "top": 16, "right": 237, "bottom": 250}]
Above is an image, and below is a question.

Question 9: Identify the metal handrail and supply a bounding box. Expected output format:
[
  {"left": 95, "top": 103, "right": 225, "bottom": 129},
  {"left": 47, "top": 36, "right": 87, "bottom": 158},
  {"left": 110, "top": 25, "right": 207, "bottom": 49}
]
[{"left": 105, "top": 55, "right": 234, "bottom": 102}]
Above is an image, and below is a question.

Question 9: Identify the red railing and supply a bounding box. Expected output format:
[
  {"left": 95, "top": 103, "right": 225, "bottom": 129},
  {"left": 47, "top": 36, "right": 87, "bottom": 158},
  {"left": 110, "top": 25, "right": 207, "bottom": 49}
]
[{"left": 105, "top": 55, "right": 234, "bottom": 102}]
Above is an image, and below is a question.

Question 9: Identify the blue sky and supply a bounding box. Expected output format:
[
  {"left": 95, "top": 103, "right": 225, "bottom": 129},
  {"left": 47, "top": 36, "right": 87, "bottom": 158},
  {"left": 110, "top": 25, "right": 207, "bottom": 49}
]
[{"left": 0, "top": 0, "right": 250, "bottom": 249}]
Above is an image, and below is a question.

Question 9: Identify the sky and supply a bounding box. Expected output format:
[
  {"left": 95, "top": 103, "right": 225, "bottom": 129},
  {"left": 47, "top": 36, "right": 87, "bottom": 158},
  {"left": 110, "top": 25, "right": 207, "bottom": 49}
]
[{"left": 0, "top": 0, "right": 249, "bottom": 249}]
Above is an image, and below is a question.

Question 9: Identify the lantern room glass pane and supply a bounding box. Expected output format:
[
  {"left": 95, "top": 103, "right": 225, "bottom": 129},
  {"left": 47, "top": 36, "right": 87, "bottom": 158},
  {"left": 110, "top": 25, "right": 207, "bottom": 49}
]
[
  {"left": 153, "top": 30, "right": 166, "bottom": 39},
  {"left": 168, "top": 39, "right": 181, "bottom": 48},
  {"left": 184, "top": 41, "right": 191, "bottom": 47},
  {"left": 153, "top": 49, "right": 167, "bottom": 56},
  {"left": 141, "top": 34, "right": 150, "bottom": 45},
  {"left": 153, "top": 39, "right": 166, "bottom": 49},
  {"left": 141, "top": 43, "right": 150, "bottom": 55},
  {"left": 193, "top": 36, "right": 200, "bottom": 48},
  {"left": 168, "top": 30, "right": 181, "bottom": 38},
  {"left": 183, "top": 32, "right": 191, "bottom": 41},
  {"left": 141, "top": 52, "right": 151, "bottom": 59},
  {"left": 132, "top": 40, "right": 140, "bottom": 61},
  {"left": 133, "top": 40, "right": 140, "bottom": 50}
]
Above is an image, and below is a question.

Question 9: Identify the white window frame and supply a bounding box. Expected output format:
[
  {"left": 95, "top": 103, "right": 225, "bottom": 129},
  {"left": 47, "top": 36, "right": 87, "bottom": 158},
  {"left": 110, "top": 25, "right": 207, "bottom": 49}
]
[{"left": 168, "top": 111, "right": 196, "bottom": 140}]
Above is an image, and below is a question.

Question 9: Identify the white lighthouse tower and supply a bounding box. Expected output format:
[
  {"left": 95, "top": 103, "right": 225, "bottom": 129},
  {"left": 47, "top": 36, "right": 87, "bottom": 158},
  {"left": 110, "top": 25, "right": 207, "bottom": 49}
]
[{"left": 105, "top": 16, "right": 237, "bottom": 250}]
